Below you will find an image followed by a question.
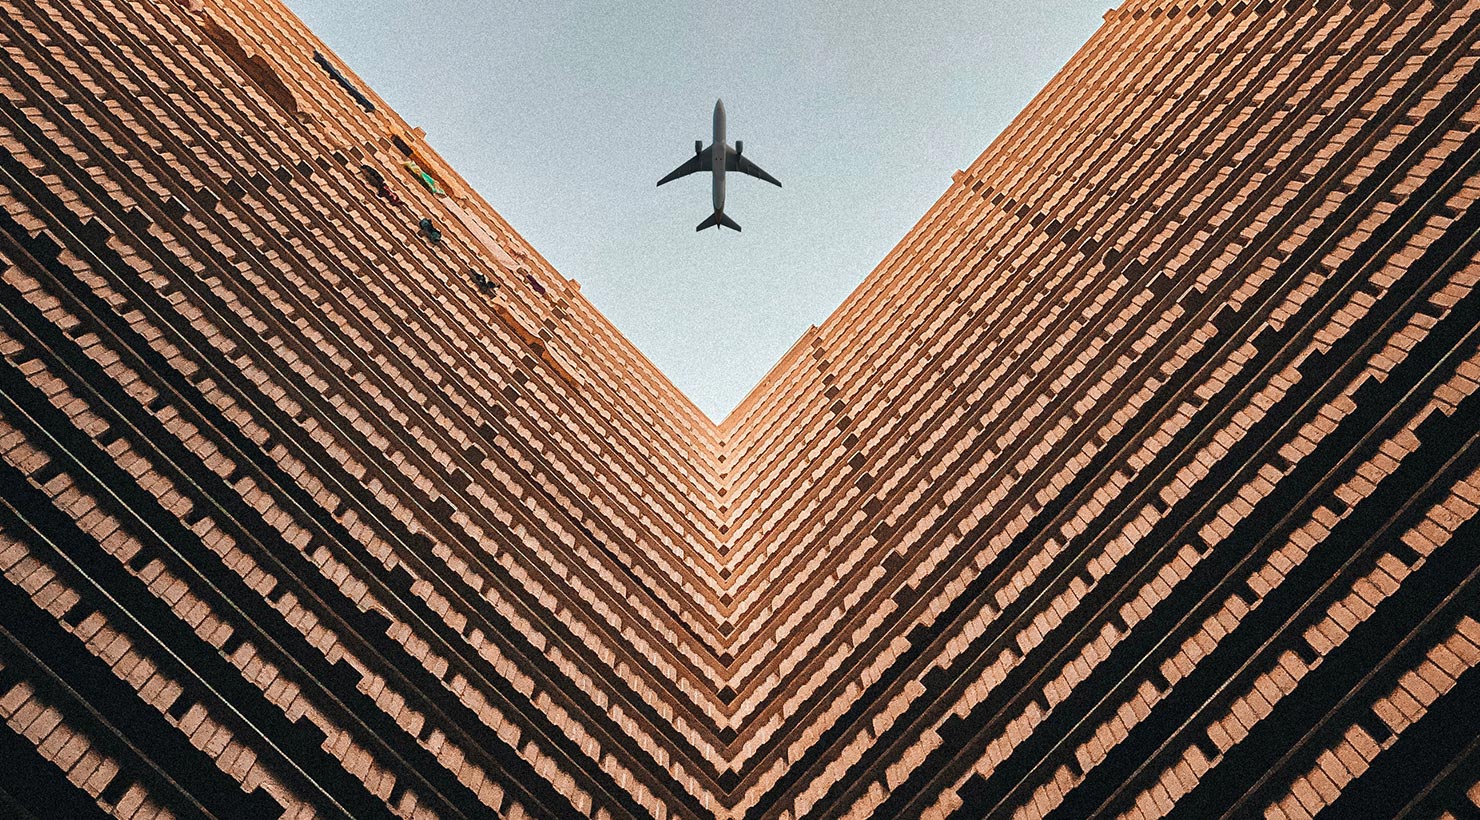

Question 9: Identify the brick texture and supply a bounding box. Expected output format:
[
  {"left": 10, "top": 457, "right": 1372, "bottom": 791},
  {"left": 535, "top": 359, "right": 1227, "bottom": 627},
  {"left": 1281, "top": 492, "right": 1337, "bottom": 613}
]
[{"left": 0, "top": 0, "right": 1476, "bottom": 817}]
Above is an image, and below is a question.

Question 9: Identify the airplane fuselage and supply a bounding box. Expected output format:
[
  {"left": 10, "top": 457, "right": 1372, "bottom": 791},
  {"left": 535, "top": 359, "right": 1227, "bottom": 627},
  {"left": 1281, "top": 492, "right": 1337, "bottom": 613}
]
[{"left": 711, "top": 99, "right": 726, "bottom": 214}]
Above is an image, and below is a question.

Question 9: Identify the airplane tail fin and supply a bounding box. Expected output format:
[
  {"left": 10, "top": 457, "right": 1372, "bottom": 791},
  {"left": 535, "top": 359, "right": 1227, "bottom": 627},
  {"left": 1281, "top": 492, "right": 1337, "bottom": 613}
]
[{"left": 696, "top": 212, "right": 741, "bottom": 232}]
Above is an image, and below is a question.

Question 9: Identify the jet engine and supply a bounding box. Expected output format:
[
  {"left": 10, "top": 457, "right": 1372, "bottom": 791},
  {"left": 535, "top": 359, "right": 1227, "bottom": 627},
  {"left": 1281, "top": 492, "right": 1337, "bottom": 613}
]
[
  {"left": 735, "top": 140, "right": 743, "bottom": 155},
  {"left": 695, "top": 140, "right": 703, "bottom": 155}
]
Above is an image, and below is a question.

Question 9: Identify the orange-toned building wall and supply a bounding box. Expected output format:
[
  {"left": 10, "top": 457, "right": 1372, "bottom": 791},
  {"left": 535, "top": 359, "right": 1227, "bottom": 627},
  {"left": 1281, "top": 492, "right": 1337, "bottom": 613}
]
[{"left": 0, "top": 0, "right": 1476, "bottom": 817}]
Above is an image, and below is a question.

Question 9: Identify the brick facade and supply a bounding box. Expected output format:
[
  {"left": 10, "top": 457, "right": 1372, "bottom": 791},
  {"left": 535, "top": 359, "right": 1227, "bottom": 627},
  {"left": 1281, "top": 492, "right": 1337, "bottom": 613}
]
[{"left": 0, "top": 0, "right": 1476, "bottom": 817}]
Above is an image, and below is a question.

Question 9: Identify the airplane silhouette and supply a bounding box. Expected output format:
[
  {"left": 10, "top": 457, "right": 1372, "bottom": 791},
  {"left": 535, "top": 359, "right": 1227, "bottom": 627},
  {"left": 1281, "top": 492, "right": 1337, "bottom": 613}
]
[{"left": 658, "top": 99, "right": 781, "bottom": 232}]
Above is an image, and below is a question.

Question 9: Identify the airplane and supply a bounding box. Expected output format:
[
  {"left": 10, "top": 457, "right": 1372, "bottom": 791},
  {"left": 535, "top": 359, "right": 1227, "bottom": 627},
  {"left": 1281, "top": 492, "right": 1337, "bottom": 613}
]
[{"left": 657, "top": 99, "right": 781, "bottom": 232}]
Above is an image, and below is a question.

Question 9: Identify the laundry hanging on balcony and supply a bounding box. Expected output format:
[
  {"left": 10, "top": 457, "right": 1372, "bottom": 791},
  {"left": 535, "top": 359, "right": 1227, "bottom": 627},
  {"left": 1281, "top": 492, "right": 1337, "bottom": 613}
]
[
  {"left": 403, "top": 160, "right": 445, "bottom": 196},
  {"left": 313, "top": 51, "right": 375, "bottom": 112},
  {"left": 471, "top": 270, "right": 498, "bottom": 292}
]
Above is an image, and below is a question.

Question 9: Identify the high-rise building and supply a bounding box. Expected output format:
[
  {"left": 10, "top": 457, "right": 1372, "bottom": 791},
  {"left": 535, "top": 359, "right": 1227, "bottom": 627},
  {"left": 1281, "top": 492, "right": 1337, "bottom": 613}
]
[{"left": 0, "top": 0, "right": 1476, "bottom": 817}]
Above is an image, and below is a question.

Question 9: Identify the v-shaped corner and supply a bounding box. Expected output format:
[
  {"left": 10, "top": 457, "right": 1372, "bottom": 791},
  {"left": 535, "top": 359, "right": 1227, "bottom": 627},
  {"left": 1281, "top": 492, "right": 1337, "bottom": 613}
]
[{"left": 0, "top": 0, "right": 1477, "bottom": 818}]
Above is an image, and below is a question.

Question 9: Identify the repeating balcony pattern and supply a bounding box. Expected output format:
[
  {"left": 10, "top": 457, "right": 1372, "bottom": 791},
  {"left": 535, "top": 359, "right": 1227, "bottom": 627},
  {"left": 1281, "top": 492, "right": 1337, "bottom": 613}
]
[{"left": 0, "top": 0, "right": 1476, "bottom": 818}]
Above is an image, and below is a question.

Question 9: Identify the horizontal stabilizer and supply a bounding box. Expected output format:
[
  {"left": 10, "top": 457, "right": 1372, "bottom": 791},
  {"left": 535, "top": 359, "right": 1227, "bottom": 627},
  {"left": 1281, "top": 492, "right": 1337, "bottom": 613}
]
[{"left": 696, "top": 212, "right": 741, "bottom": 232}]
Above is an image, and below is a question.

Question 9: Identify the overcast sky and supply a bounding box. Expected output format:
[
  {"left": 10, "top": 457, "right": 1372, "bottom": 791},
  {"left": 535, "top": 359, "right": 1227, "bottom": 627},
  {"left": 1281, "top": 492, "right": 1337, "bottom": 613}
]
[{"left": 281, "top": 1, "right": 1112, "bottom": 420}]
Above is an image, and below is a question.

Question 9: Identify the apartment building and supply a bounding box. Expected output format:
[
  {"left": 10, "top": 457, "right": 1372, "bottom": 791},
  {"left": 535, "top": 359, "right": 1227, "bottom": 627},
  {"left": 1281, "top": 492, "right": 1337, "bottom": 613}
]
[{"left": 0, "top": 0, "right": 1476, "bottom": 817}]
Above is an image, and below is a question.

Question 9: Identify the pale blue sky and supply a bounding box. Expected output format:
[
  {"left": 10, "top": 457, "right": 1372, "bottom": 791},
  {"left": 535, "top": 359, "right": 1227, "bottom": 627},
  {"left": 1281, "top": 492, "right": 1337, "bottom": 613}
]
[{"left": 281, "top": 1, "right": 1112, "bottom": 420}]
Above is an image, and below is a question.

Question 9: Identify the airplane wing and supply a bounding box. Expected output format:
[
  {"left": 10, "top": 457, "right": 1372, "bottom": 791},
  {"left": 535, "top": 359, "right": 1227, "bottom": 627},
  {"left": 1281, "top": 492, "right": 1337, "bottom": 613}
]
[
  {"left": 726, "top": 147, "right": 782, "bottom": 187},
  {"left": 657, "top": 146, "right": 712, "bottom": 186}
]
